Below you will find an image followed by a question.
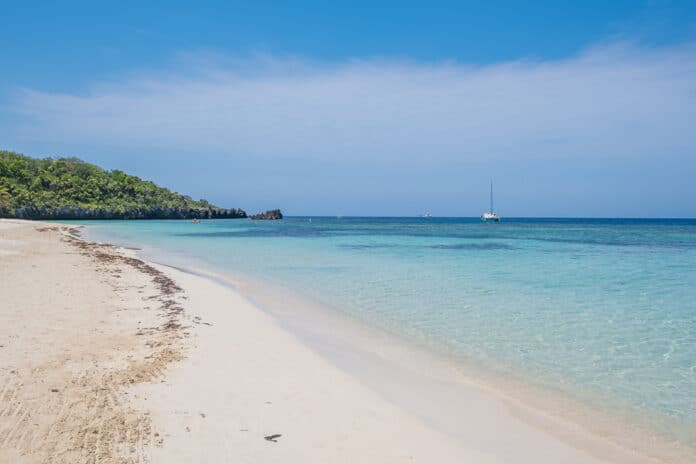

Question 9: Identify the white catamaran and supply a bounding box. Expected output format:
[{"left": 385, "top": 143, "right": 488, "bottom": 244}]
[{"left": 480, "top": 181, "right": 501, "bottom": 222}]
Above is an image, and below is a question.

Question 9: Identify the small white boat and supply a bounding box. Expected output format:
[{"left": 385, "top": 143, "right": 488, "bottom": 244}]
[
  {"left": 481, "top": 181, "right": 501, "bottom": 222},
  {"left": 422, "top": 212, "right": 433, "bottom": 218},
  {"left": 481, "top": 211, "right": 500, "bottom": 222}
]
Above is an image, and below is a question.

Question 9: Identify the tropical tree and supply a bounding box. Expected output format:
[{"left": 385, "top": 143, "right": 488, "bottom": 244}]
[{"left": 0, "top": 185, "right": 11, "bottom": 215}]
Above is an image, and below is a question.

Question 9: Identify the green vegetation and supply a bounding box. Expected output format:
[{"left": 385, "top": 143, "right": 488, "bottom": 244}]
[{"left": 0, "top": 150, "right": 245, "bottom": 219}]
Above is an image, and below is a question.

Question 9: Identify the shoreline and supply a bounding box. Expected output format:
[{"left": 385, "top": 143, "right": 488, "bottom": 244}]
[
  {"left": 80, "top": 221, "right": 696, "bottom": 463},
  {"left": 153, "top": 260, "right": 696, "bottom": 464},
  {"left": 83, "top": 222, "right": 696, "bottom": 463},
  {"left": 2, "top": 219, "right": 693, "bottom": 463}
]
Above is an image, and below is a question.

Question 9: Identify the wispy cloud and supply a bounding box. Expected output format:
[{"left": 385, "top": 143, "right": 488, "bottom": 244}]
[{"left": 11, "top": 42, "right": 696, "bottom": 164}]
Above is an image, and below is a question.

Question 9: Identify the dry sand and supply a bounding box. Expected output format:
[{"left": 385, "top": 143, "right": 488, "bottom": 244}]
[
  {"left": 1, "top": 220, "right": 187, "bottom": 463},
  {"left": 0, "top": 219, "right": 689, "bottom": 463}
]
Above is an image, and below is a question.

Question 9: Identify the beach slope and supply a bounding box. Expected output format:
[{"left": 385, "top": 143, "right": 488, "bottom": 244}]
[{"left": 0, "top": 219, "right": 666, "bottom": 463}]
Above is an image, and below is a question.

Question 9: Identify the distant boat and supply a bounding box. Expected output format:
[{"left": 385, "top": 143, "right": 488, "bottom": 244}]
[
  {"left": 481, "top": 181, "right": 501, "bottom": 222},
  {"left": 421, "top": 212, "right": 433, "bottom": 219},
  {"left": 190, "top": 218, "right": 200, "bottom": 224}
]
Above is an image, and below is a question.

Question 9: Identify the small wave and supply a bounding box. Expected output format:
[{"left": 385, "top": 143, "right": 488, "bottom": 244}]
[
  {"left": 430, "top": 243, "right": 516, "bottom": 250},
  {"left": 337, "top": 243, "right": 400, "bottom": 250}
]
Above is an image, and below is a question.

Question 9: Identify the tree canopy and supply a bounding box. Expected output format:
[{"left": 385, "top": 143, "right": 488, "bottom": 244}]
[{"left": 0, "top": 150, "right": 244, "bottom": 219}]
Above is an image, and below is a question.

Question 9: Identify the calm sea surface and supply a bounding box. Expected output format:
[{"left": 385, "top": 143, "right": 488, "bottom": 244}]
[{"left": 78, "top": 217, "right": 696, "bottom": 439}]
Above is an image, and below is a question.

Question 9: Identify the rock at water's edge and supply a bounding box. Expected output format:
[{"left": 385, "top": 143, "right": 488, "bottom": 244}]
[{"left": 249, "top": 209, "right": 283, "bottom": 220}]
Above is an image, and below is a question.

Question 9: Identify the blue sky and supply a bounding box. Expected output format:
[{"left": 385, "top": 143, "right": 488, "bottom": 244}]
[{"left": 2, "top": 1, "right": 696, "bottom": 217}]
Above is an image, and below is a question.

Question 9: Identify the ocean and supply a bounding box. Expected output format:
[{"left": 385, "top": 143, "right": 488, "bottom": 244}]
[{"left": 78, "top": 217, "right": 696, "bottom": 443}]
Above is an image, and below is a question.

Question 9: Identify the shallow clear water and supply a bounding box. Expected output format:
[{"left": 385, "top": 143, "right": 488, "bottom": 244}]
[{"left": 78, "top": 217, "right": 696, "bottom": 437}]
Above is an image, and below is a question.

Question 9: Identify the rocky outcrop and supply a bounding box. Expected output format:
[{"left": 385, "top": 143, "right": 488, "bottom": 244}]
[
  {"left": 249, "top": 209, "right": 283, "bottom": 220},
  {"left": 5, "top": 206, "right": 247, "bottom": 220}
]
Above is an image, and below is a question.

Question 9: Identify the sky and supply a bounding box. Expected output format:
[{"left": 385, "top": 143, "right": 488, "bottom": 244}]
[{"left": 2, "top": 1, "right": 696, "bottom": 217}]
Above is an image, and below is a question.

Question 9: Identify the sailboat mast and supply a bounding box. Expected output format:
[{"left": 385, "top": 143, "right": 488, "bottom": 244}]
[{"left": 490, "top": 181, "right": 494, "bottom": 214}]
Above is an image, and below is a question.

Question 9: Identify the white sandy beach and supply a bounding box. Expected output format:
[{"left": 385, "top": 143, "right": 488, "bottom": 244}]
[{"left": 0, "top": 219, "right": 691, "bottom": 463}]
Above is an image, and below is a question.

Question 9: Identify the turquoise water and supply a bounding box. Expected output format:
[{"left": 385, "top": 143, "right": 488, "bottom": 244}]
[{"left": 79, "top": 217, "right": 696, "bottom": 438}]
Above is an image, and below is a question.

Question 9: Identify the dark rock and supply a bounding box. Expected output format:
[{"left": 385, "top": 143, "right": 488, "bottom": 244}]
[
  {"left": 250, "top": 209, "right": 283, "bottom": 220},
  {"left": 3, "top": 206, "right": 247, "bottom": 220}
]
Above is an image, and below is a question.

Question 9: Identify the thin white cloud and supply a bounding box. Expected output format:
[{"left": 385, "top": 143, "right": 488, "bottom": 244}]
[{"left": 10, "top": 42, "right": 696, "bottom": 162}]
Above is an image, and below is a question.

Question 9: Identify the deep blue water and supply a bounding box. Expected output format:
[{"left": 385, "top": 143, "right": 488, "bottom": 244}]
[{"left": 78, "top": 217, "right": 696, "bottom": 438}]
